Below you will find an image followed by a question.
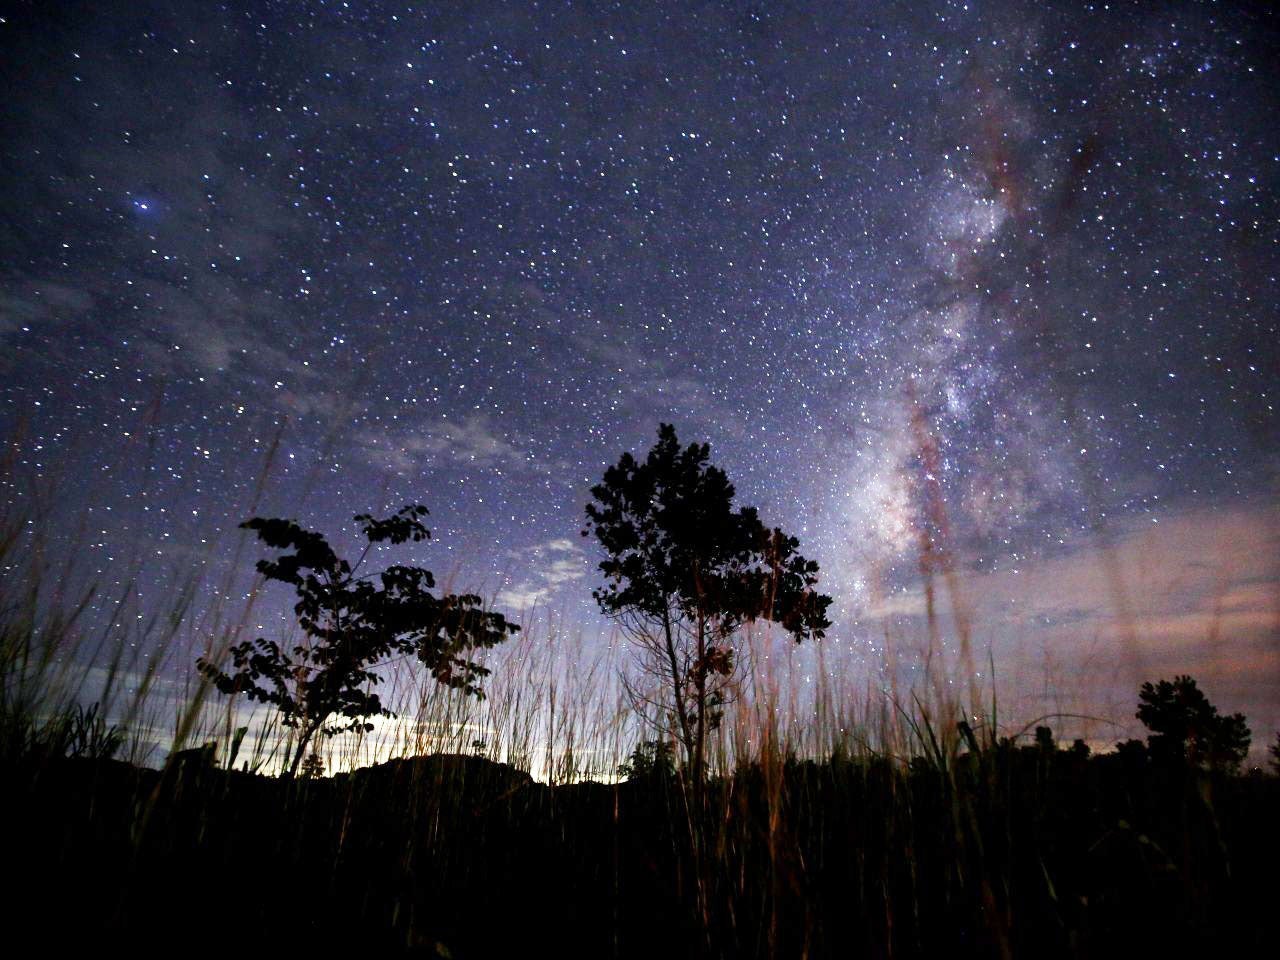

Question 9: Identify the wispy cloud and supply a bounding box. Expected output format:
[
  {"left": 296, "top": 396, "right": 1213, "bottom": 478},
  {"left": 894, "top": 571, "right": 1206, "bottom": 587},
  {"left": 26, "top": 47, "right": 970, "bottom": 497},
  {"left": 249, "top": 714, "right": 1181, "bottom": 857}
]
[
  {"left": 358, "top": 414, "right": 545, "bottom": 476},
  {"left": 495, "top": 537, "right": 589, "bottom": 612},
  {"left": 0, "top": 281, "right": 96, "bottom": 336},
  {"left": 858, "top": 500, "right": 1280, "bottom": 744}
]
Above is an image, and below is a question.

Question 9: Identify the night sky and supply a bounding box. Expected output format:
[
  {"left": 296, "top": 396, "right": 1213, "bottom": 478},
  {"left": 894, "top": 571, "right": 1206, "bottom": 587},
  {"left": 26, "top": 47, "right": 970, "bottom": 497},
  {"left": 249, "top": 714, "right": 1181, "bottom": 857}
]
[{"left": 2, "top": 2, "right": 1276, "bottom": 743}]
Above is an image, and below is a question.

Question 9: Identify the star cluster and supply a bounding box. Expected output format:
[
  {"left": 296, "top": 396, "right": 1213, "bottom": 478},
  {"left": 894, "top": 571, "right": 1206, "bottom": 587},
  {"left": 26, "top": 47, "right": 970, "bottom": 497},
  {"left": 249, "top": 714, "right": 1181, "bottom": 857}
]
[{"left": 0, "top": 2, "right": 1275, "bottom": 713}]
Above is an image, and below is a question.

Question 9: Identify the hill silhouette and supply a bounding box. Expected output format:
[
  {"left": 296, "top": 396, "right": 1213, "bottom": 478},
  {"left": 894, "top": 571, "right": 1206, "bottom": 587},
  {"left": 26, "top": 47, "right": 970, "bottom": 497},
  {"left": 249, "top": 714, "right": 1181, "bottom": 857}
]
[{"left": 5, "top": 738, "right": 1277, "bottom": 957}]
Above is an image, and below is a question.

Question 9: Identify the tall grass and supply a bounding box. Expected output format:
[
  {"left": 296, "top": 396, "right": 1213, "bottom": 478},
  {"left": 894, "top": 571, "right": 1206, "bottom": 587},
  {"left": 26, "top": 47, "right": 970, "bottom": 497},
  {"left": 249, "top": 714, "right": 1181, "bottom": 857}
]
[
  {"left": 2, "top": 455, "right": 1272, "bottom": 956},
  {"left": 0, "top": 440, "right": 1188, "bottom": 786}
]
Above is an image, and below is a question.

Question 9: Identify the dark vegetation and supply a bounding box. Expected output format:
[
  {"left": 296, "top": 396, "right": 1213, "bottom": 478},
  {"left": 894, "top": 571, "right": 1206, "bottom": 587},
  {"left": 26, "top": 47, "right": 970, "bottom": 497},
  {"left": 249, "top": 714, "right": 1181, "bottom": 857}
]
[
  {"left": 583, "top": 423, "right": 832, "bottom": 783},
  {"left": 196, "top": 504, "right": 519, "bottom": 777},
  {"left": 2, "top": 424, "right": 1276, "bottom": 957},
  {"left": 5, "top": 709, "right": 1276, "bottom": 957}
]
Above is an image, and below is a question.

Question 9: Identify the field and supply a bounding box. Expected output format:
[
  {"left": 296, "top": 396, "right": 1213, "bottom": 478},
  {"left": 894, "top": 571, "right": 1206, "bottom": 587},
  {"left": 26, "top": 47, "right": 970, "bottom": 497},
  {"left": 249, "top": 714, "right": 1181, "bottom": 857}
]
[{"left": 3, "top": 507, "right": 1275, "bottom": 958}]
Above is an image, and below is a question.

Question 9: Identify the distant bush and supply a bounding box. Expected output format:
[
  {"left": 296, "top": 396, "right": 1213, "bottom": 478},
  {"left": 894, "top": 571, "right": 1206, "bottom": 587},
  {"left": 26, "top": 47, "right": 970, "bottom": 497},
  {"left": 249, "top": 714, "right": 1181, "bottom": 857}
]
[
  {"left": 1137, "top": 675, "right": 1251, "bottom": 772},
  {"left": 617, "top": 739, "right": 675, "bottom": 782}
]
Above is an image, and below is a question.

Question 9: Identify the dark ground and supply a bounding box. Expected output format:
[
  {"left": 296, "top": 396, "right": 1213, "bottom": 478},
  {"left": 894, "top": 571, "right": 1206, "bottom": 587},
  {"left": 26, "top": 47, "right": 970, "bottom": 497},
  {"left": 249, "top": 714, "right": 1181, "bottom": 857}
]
[{"left": 5, "top": 747, "right": 1276, "bottom": 958}]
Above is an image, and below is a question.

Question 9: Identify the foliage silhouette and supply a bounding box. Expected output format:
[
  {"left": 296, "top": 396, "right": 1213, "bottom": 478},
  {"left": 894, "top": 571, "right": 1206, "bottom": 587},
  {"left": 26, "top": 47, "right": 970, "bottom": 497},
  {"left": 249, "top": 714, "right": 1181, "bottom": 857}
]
[
  {"left": 1136, "top": 674, "right": 1251, "bottom": 772},
  {"left": 8, "top": 700, "right": 126, "bottom": 762},
  {"left": 583, "top": 423, "right": 832, "bottom": 780},
  {"left": 300, "top": 752, "right": 325, "bottom": 779},
  {"left": 197, "top": 504, "right": 519, "bottom": 777},
  {"left": 1034, "top": 725, "right": 1054, "bottom": 751},
  {"left": 617, "top": 738, "right": 676, "bottom": 782}
]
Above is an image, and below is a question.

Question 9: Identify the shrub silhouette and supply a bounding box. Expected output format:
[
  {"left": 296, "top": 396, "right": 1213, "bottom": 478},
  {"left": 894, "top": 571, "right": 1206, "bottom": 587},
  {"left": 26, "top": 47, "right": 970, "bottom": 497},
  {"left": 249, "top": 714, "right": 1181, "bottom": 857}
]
[
  {"left": 197, "top": 504, "right": 519, "bottom": 777},
  {"left": 300, "top": 752, "right": 325, "bottom": 779},
  {"left": 3, "top": 700, "right": 126, "bottom": 762},
  {"left": 1034, "top": 725, "right": 1054, "bottom": 750},
  {"left": 617, "top": 738, "right": 676, "bottom": 782},
  {"left": 583, "top": 423, "right": 832, "bottom": 781},
  {"left": 1136, "top": 674, "right": 1251, "bottom": 772}
]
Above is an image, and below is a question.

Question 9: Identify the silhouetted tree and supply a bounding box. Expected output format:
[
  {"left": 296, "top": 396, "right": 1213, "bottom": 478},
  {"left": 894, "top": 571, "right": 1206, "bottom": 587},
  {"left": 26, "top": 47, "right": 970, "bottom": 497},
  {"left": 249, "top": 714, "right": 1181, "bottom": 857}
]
[
  {"left": 583, "top": 423, "right": 832, "bottom": 781},
  {"left": 198, "top": 505, "right": 519, "bottom": 777},
  {"left": 1136, "top": 675, "right": 1251, "bottom": 773},
  {"left": 1269, "top": 732, "right": 1280, "bottom": 776},
  {"left": 299, "top": 752, "right": 325, "bottom": 779},
  {"left": 617, "top": 738, "right": 676, "bottom": 782},
  {"left": 1114, "top": 738, "right": 1148, "bottom": 767},
  {"left": 1034, "top": 725, "right": 1055, "bottom": 751}
]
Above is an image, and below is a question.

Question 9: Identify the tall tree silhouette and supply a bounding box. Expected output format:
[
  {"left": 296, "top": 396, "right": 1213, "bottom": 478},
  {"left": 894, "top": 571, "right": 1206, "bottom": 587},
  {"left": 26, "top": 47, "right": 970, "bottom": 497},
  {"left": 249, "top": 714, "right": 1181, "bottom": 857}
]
[
  {"left": 198, "top": 504, "right": 519, "bottom": 777},
  {"left": 583, "top": 424, "right": 831, "bottom": 780},
  {"left": 1136, "top": 675, "right": 1251, "bottom": 773}
]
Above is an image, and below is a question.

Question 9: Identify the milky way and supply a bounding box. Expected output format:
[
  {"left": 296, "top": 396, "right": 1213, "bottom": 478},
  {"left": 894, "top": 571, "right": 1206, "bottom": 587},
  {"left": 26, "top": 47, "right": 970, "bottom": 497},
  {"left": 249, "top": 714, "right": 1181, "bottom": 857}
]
[{"left": 1, "top": 2, "right": 1276, "bottom": 733}]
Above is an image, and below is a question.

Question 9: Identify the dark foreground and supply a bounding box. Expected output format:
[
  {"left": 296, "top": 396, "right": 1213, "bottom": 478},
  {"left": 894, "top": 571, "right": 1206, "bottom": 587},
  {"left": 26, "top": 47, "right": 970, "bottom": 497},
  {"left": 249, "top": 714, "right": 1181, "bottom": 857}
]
[{"left": 4, "top": 747, "right": 1276, "bottom": 958}]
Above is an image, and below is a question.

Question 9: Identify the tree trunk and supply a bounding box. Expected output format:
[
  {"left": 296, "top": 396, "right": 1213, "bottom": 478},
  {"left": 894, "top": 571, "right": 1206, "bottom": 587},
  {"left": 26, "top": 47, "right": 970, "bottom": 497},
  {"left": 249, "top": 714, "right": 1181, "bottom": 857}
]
[
  {"left": 692, "top": 612, "right": 707, "bottom": 791},
  {"left": 660, "top": 608, "right": 695, "bottom": 776}
]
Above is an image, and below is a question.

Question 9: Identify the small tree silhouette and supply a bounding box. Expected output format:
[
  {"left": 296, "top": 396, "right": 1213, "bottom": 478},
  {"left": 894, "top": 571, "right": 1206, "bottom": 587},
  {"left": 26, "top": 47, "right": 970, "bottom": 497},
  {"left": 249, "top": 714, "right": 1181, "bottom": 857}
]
[
  {"left": 1269, "top": 732, "right": 1280, "bottom": 776},
  {"left": 197, "top": 504, "right": 519, "bottom": 777},
  {"left": 299, "top": 752, "right": 325, "bottom": 779},
  {"left": 617, "top": 738, "right": 676, "bottom": 782},
  {"left": 583, "top": 423, "right": 832, "bottom": 781},
  {"left": 1136, "top": 675, "right": 1251, "bottom": 773}
]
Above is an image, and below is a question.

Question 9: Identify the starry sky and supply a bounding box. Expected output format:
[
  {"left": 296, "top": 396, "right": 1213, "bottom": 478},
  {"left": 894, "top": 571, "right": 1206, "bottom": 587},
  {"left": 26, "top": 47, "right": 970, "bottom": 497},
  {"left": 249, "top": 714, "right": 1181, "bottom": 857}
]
[{"left": 2, "top": 1, "right": 1276, "bottom": 744}]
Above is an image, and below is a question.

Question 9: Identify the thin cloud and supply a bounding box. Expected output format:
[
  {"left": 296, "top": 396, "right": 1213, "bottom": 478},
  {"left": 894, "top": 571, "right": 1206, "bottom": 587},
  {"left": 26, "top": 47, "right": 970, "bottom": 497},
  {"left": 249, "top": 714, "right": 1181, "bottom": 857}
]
[
  {"left": 495, "top": 537, "right": 588, "bottom": 612},
  {"left": 359, "top": 414, "right": 544, "bottom": 476},
  {"left": 859, "top": 500, "right": 1280, "bottom": 745}
]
